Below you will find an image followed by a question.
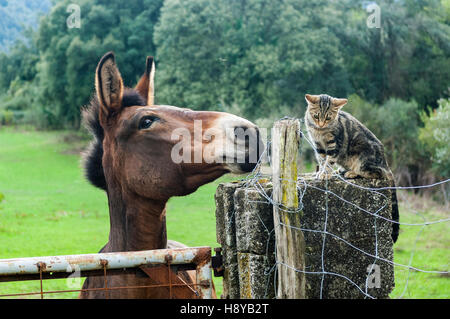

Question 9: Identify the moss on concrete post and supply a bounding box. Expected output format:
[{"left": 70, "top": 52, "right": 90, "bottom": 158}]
[
  {"left": 215, "top": 175, "right": 395, "bottom": 299},
  {"left": 214, "top": 182, "right": 244, "bottom": 299},
  {"left": 300, "top": 175, "right": 395, "bottom": 299},
  {"left": 234, "top": 187, "right": 275, "bottom": 298}
]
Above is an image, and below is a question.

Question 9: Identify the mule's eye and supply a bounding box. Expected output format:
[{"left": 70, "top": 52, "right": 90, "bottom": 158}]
[
  {"left": 313, "top": 114, "right": 319, "bottom": 119},
  {"left": 139, "top": 116, "right": 156, "bottom": 130}
]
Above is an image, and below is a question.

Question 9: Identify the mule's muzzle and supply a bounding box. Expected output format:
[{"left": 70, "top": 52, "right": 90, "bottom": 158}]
[{"left": 228, "top": 125, "right": 265, "bottom": 173}]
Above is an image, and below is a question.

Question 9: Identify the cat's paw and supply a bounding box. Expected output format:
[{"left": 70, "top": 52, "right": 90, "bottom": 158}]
[
  {"left": 344, "top": 171, "right": 359, "bottom": 179},
  {"left": 316, "top": 171, "right": 332, "bottom": 180}
]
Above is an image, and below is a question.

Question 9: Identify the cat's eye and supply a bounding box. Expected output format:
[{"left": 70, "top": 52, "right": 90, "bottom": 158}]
[
  {"left": 139, "top": 116, "right": 158, "bottom": 130},
  {"left": 313, "top": 114, "right": 319, "bottom": 119},
  {"left": 326, "top": 116, "right": 331, "bottom": 121}
]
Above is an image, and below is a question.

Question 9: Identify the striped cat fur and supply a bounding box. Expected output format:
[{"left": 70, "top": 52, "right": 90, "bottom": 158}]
[{"left": 304, "top": 93, "right": 399, "bottom": 243}]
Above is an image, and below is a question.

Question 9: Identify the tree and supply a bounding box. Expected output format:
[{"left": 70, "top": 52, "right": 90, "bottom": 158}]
[
  {"left": 155, "top": 0, "right": 351, "bottom": 119},
  {"left": 34, "top": 0, "right": 164, "bottom": 128},
  {"left": 336, "top": 0, "right": 450, "bottom": 108},
  {"left": 420, "top": 98, "right": 450, "bottom": 178},
  {"left": 0, "top": 0, "right": 448, "bottom": 129}
]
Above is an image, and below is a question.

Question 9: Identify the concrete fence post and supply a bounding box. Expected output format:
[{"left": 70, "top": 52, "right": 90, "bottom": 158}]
[{"left": 215, "top": 120, "right": 395, "bottom": 299}]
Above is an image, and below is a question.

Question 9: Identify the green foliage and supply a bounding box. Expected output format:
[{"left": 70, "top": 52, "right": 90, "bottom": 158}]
[
  {"left": 377, "top": 99, "right": 427, "bottom": 177},
  {"left": 1, "top": 0, "right": 448, "bottom": 128},
  {"left": 0, "top": 109, "right": 13, "bottom": 125},
  {"left": 419, "top": 99, "right": 450, "bottom": 178},
  {"left": 155, "top": 0, "right": 350, "bottom": 117},
  {"left": 0, "top": 40, "right": 40, "bottom": 92},
  {"left": 28, "top": 0, "right": 164, "bottom": 128},
  {"left": 0, "top": 0, "right": 165, "bottom": 128},
  {"left": 337, "top": 0, "right": 450, "bottom": 107}
]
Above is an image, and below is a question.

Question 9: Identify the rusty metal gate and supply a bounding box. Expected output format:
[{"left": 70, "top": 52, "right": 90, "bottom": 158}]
[{"left": 0, "top": 246, "right": 213, "bottom": 299}]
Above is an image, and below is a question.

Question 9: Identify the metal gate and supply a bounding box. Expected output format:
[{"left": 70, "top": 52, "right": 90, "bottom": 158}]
[{"left": 0, "top": 246, "right": 213, "bottom": 299}]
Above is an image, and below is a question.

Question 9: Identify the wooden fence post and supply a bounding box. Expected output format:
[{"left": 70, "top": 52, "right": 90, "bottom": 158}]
[{"left": 272, "top": 118, "right": 306, "bottom": 299}]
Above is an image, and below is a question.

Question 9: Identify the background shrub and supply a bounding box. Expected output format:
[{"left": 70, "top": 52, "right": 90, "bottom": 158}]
[{"left": 420, "top": 99, "right": 450, "bottom": 179}]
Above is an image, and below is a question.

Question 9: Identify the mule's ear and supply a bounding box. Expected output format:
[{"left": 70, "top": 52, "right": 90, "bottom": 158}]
[
  {"left": 135, "top": 56, "right": 155, "bottom": 106},
  {"left": 95, "top": 52, "right": 124, "bottom": 118},
  {"left": 333, "top": 98, "right": 348, "bottom": 109},
  {"left": 305, "top": 94, "right": 320, "bottom": 105}
]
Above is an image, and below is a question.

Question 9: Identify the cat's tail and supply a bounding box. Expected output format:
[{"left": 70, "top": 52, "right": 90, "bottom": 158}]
[
  {"left": 387, "top": 170, "right": 400, "bottom": 243},
  {"left": 391, "top": 188, "right": 400, "bottom": 243}
]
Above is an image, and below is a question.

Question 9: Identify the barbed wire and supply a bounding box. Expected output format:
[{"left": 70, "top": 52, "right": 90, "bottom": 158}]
[{"left": 235, "top": 118, "right": 449, "bottom": 299}]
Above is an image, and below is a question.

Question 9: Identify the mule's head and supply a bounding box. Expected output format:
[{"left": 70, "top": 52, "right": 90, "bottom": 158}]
[{"left": 91, "top": 52, "right": 263, "bottom": 201}]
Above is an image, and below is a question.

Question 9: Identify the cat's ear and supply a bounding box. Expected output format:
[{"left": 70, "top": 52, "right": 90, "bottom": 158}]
[
  {"left": 333, "top": 98, "right": 348, "bottom": 109},
  {"left": 305, "top": 94, "right": 320, "bottom": 105}
]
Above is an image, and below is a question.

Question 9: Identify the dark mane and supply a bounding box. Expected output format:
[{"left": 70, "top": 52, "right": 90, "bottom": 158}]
[{"left": 82, "top": 88, "right": 146, "bottom": 190}]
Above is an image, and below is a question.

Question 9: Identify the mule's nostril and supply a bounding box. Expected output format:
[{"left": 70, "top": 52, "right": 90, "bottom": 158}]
[{"left": 233, "top": 126, "right": 250, "bottom": 140}]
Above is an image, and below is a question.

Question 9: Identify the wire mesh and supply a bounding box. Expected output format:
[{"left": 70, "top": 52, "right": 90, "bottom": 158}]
[{"left": 232, "top": 117, "right": 449, "bottom": 299}]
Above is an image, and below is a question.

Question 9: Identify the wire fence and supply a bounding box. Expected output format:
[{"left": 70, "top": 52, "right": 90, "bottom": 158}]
[
  {"left": 1, "top": 118, "right": 448, "bottom": 299},
  {"left": 236, "top": 117, "right": 449, "bottom": 299}
]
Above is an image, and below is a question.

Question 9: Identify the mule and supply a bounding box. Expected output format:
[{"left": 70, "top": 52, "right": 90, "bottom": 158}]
[{"left": 79, "top": 52, "right": 263, "bottom": 298}]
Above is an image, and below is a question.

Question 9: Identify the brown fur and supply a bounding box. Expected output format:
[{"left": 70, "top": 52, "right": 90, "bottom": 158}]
[
  {"left": 135, "top": 56, "right": 155, "bottom": 105},
  {"left": 80, "top": 52, "right": 261, "bottom": 298}
]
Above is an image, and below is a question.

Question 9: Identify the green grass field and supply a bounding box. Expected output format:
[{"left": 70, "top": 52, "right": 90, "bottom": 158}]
[{"left": 0, "top": 127, "right": 448, "bottom": 298}]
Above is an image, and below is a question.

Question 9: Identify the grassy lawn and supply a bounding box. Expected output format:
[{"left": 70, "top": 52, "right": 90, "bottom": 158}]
[
  {"left": 0, "top": 127, "right": 448, "bottom": 298},
  {"left": 0, "top": 126, "right": 233, "bottom": 298},
  {"left": 389, "top": 193, "right": 449, "bottom": 298}
]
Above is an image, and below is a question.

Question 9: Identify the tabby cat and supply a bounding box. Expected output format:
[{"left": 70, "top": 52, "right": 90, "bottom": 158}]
[{"left": 304, "top": 93, "right": 399, "bottom": 242}]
